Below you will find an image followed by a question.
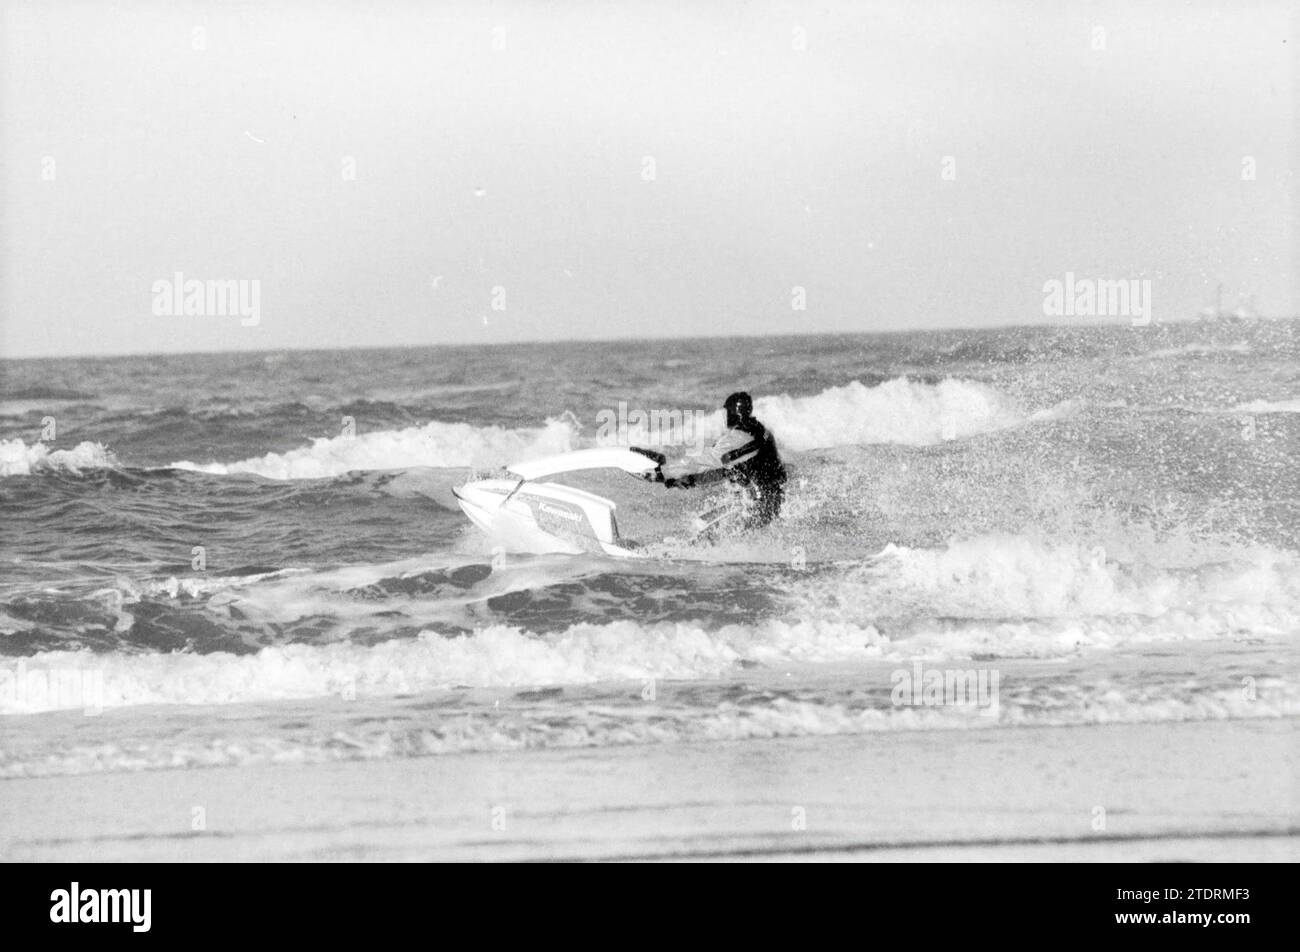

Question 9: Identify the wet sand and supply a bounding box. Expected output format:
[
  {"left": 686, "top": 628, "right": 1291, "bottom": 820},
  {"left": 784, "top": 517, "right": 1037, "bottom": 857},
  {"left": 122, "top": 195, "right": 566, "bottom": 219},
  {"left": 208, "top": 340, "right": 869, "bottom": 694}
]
[{"left": 2, "top": 719, "right": 1294, "bottom": 862}]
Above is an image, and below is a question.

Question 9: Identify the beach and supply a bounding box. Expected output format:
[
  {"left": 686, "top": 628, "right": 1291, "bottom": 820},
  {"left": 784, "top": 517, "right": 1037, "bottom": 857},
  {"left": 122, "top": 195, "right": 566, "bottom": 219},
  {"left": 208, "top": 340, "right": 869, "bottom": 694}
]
[{"left": 3, "top": 719, "right": 1293, "bottom": 862}]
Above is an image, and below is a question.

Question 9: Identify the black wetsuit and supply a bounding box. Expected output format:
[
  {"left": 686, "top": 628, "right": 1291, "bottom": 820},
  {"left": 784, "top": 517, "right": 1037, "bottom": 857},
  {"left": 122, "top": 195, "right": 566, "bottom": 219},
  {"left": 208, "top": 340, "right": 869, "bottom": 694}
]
[{"left": 719, "top": 418, "right": 787, "bottom": 528}]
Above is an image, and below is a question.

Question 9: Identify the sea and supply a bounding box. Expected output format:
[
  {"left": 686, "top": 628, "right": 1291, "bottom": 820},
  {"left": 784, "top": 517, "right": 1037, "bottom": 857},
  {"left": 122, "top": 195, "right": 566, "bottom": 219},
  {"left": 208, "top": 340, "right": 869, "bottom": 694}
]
[{"left": 1, "top": 320, "right": 1297, "bottom": 779}]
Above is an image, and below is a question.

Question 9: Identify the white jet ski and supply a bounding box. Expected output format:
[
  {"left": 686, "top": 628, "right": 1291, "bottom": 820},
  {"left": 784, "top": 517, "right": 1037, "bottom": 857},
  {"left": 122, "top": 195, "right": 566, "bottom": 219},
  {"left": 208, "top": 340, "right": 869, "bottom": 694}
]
[{"left": 452, "top": 447, "right": 668, "bottom": 558}]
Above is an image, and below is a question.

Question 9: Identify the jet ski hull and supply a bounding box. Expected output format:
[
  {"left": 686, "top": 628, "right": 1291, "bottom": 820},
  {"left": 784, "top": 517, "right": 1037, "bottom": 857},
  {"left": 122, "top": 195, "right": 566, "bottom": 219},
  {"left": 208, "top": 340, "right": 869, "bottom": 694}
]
[{"left": 452, "top": 478, "right": 643, "bottom": 558}]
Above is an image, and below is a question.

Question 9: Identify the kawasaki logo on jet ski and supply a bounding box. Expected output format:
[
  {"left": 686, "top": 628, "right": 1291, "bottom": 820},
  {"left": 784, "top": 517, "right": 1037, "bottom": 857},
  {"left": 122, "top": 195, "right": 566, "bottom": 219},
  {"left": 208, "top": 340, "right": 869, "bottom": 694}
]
[{"left": 536, "top": 502, "right": 583, "bottom": 523}]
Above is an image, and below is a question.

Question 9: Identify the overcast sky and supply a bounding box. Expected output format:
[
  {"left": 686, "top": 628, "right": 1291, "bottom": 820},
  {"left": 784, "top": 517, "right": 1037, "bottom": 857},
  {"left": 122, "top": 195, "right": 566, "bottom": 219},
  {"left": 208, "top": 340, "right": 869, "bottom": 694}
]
[{"left": 1, "top": 0, "right": 1295, "bottom": 358}]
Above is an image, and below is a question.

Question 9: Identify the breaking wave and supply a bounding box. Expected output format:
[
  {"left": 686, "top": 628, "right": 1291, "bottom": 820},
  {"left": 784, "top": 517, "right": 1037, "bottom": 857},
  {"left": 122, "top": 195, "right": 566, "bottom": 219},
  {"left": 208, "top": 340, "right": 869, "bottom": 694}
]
[
  {"left": 0, "top": 439, "right": 116, "bottom": 477},
  {"left": 168, "top": 418, "right": 579, "bottom": 479},
  {"left": 152, "top": 378, "right": 1069, "bottom": 479},
  {"left": 3, "top": 535, "right": 1294, "bottom": 714}
]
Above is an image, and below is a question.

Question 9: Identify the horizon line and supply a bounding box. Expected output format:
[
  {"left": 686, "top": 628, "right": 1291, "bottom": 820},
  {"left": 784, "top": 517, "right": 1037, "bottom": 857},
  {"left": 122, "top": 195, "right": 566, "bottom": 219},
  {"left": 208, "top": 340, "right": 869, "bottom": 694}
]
[{"left": 3, "top": 314, "right": 1295, "bottom": 363}]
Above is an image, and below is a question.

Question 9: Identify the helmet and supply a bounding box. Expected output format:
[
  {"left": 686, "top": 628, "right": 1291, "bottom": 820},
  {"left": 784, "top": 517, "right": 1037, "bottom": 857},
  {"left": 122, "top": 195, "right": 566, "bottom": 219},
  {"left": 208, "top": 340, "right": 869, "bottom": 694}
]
[{"left": 724, "top": 391, "right": 752, "bottom": 427}]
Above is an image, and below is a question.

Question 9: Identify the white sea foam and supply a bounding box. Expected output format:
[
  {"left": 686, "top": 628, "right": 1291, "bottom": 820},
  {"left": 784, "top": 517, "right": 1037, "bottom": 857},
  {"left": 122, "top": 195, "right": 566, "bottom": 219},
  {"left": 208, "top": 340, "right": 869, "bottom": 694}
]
[
  {"left": 1226, "top": 398, "right": 1300, "bottom": 414},
  {"left": 3, "top": 672, "right": 1294, "bottom": 777},
  {"left": 1137, "top": 342, "right": 1252, "bottom": 360},
  {"left": 0, "top": 439, "right": 116, "bottom": 477},
  {"left": 0, "top": 619, "right": 880, "bottom": 715},
  {"left": 4, "top": 535, "right": 1295, "bottom": 715},
  {"left": 157, "top": 378, "right": 1069, "bottom": 480},
  {"left": 786, "top": 535, "right": 1300, "bottom": 655},
  {"left": 751, "top": 378, "right": 1071, "bottom": 450},
  {"left": 169, "top": 417, "right": 579, "bottom": 479}
]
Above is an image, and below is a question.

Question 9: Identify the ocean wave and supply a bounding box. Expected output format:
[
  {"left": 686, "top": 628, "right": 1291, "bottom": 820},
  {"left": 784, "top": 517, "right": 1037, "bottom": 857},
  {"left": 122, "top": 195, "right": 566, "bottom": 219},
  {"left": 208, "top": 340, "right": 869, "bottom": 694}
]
[
  {"left": 0, "top": 385, "right": 96, "bottom": 400},
  {"left": 3, "top": 535, "right": 1295, "bottom": 715},
  {"left": 167, "top": 417, "right": 578, "bottom": 479},
  {"left": 151, "top": 377, "right": 1069, "bottom": 478},
  {"left": 787, "top": 535, "right": 1300, "bottom": 655},
  {"left": 621, "top": 377, "right": 1071, "bottom": 451},
  {"left": 0, "top": 439, "right": 117, "bottom": 477},
  {"left": 0, "top": 619, "right": 880, "bottom": 714},
  {"left": 3, "top": 672, "right": 1294, "bottom": 777},
  {"left": 1226, "top": 398, "right": 1300, "bottom": 414},
  {"left": 1137, "top": 342, "right": 1253, "bottom": 360},
  {"left": 0, "top": 376, "right": 1075, "bottom": 485},
  {"left": 753, "top": 378, "right": 1072, "bottom": 449}
]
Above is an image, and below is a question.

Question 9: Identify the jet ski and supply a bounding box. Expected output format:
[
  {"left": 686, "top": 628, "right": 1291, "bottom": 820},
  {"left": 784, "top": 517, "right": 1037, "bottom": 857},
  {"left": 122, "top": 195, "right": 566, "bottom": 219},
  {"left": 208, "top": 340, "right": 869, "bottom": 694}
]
[{"left": 452, "top": 447, "right": 669, "bottom": 558}]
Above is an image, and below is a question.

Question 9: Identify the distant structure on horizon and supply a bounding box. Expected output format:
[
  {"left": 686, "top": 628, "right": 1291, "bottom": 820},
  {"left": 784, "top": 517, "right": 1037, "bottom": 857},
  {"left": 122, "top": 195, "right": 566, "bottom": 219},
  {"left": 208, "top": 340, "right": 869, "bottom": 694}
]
[{"left": 1197, "top": 283, "right": 1260, "bottom": 323}]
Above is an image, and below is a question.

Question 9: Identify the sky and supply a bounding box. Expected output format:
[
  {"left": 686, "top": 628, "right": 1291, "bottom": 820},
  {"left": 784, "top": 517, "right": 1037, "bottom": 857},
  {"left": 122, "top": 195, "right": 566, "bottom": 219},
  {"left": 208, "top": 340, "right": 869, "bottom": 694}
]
[{"left": 1, "top": 0, "right": 1295, "bottom": 358}]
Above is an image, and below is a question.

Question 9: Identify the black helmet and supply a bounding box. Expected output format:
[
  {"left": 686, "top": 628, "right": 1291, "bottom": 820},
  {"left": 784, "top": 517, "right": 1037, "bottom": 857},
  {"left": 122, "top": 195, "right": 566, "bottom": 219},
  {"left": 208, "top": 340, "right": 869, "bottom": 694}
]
[{"left": 724, "top": 391, "right": 752, "bottom": 427}]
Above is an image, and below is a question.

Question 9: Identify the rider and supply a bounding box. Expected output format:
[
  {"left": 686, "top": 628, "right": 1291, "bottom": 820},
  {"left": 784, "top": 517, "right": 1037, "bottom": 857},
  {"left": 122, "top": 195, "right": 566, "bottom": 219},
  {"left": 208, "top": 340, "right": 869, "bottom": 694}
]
[{"left": 640, "top": 391, "right": 787, "bottom": 529}]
